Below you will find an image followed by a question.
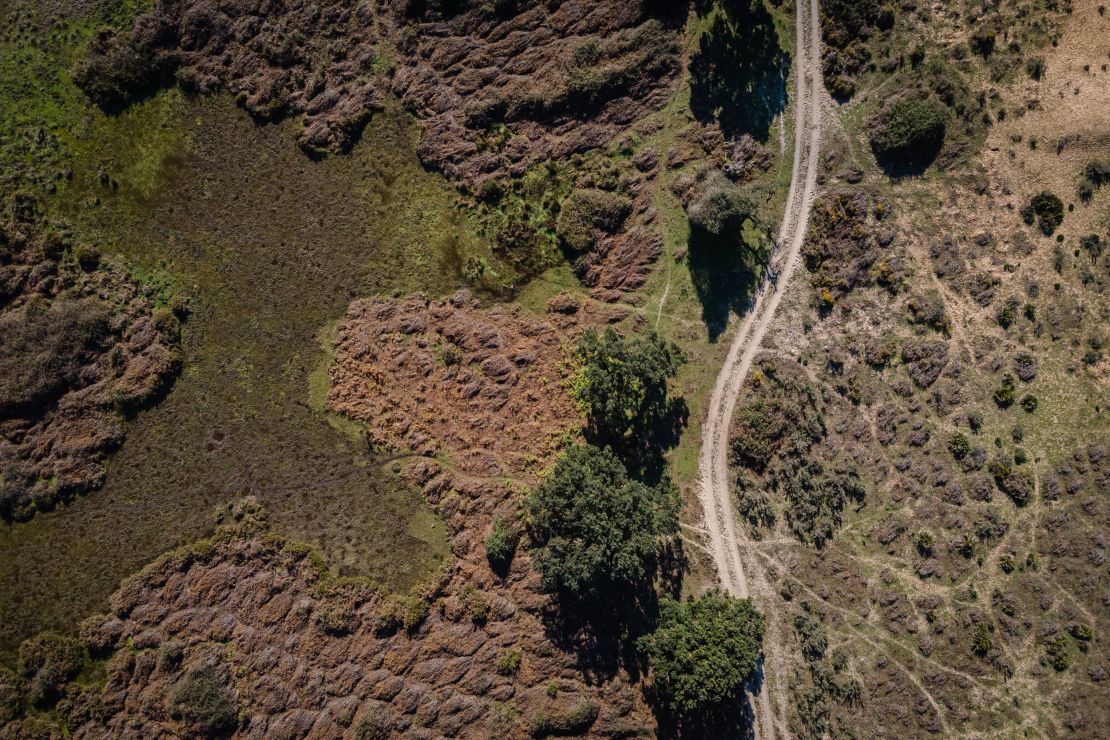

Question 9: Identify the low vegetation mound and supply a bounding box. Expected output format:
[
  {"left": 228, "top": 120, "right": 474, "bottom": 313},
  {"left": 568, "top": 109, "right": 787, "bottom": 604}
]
[
  {"left": 0, "top": 196, "right": 182, "bottom": 520},
  {"left": 869, "top": 96, "right": 947, "bottom": 173},
  {"left": 556, "top": 188, "right": 631, "bottom": 254}
]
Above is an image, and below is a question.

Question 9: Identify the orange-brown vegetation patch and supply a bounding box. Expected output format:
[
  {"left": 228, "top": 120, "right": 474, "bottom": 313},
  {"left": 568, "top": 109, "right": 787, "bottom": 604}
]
[
  {"left": 0, "top": 202, "right": 181, "bottom": 520},
  {"left": 46, "top": 500, "right": 652, "bottom": 739},
  {"left": 328, "top": 289, "right": 600, "bottom": 479}
]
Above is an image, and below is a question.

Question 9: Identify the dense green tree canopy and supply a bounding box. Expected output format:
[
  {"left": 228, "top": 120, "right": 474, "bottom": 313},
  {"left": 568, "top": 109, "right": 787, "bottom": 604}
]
[
  {"left": 639, "top": 592, "right": 766, "bottom": 715},
  {"left": 573, "top": 328, "right": 686, "bottom": 475},
  {"left": 524, "top": 444, "right": 678, "bottom": 596}
]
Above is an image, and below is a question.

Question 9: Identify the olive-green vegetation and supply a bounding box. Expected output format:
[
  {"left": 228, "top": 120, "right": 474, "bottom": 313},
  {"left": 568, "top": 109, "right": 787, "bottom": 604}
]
[
  {"left": 869, "top": 96, "right": 947, "bottom": 171},
  {"left": 573, "top": 328, "right": 686, "bottom": 479},
  {"left": 1021, "top": 191, "right": 1064, "bottom": 235},
  {"left": 638, "top": 592, "right": 765, "bottom": 715},
  {"left": 0, "top": 2, "right": 461, "bottom": 658},
  {"left": 16, "top": 631, "right": 84, "bottom": 706},
  {"left": 524, "top": 445, "right": 678, "bottom": 598},
  {"left": 467, "top": 163, "right": 572, "bottom": 293},
  {"left": 555, "top": 188, "right": 630, "bottom": 254},
  {"left": 731, "top": 363, "right": 866, "bottom": 548},
  {"left": 168, "top": 666, "right": 238, "bottom": 736},
  {"left": 484, "top": 515, "right": 517, "bottom": 571},
  {"left": 777, "top": 461, "right": 865, "bottom": 548},
  {"left": 687, "top": 171, "right": 759, "bottom": 238}
]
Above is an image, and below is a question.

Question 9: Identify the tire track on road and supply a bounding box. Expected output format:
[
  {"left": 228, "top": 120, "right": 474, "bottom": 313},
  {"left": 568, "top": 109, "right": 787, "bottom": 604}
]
[{"left": 696, "top": 0, "right": 825, "bottom": 736}]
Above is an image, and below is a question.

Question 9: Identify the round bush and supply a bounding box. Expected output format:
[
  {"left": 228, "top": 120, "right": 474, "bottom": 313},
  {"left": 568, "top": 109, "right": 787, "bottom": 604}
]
[{"left": 870, "top": 96, "right": 947, "bottom": 169}]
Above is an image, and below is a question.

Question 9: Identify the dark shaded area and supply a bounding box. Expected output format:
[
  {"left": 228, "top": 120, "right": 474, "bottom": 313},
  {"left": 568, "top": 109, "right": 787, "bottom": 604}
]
[
  {"left": 870, "top": 96, "right": 946, "bottom": 177},
  {"left": 687, "top": 224, "right": 762, "bottom": 340},
  {"left": 690, "top": 0, "right": 787, "bottom": 141}
]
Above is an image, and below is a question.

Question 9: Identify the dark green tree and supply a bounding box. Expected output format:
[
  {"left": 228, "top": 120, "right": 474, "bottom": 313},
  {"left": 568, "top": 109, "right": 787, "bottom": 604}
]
[
  {"left": 574, "top": 328, "right": 686, "bottom": 478},
  {"left": 524, "top": 445, "right": 678, "bottom": 597},
  {"left": 639, "top": 591, "right": 765, "bottom": 715}
]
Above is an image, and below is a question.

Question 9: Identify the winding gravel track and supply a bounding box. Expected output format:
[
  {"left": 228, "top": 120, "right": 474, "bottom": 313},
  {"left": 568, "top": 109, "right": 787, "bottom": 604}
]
[{"left": 695, "top": 0, "right": 824, "bottom": 736}]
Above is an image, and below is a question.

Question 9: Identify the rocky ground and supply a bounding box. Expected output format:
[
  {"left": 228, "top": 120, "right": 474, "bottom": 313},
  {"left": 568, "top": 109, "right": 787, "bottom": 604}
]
[{"left": 0, "top": 195, "right": 181, "bottom": 521}]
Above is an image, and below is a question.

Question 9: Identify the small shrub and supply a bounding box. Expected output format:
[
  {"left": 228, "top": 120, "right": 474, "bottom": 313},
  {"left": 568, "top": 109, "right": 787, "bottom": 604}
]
[
  {"left": 73, "top": 243, "right": 101, "bottom": 271},
  {"left": 947, "top": 433, "right": 971, "bottom": 460},
  {"left": 168, "top": 666, "right": 238, "bottom": 735},
  {"left": 999, "top": 553, "right": 1016, "bottom": 573},
  {"left": 462, "top": 585, "right": 489, "bottom": 624},
  {"left": 1019, "top": 394, "right": 1038, "bottom": 413},
  {"left": 869, "top": 96, "right": 947, "bottom": 169},
  {"left": 496, "top": 649, "right": 522, "bottom": 676},
  {"left": 993, "top": 374, "right": 1016, "bottom": 408},
  {"left": 914, "top": 530, "right": 934, "bottom": 556},
  {"left": 968, "top": 411, "right": 983, "bottom": 433},
  {"left": 403, "top": 597, "right": 429, "bottom": 633},
  {"left": 1026, "top": 57, "right": 1046, "bottom": 80},
  {"left": 484, "top": 516, "right": 517, "bottom": 569},
  {"left": 1021, "top": 192, "right": 1064, "bottom": 235},
  {"left": 971, "top": 622, "right": 993, "bottom": 656},
  {"left": 1044, "top": 636, "right": 1071, "bottom": 671}
]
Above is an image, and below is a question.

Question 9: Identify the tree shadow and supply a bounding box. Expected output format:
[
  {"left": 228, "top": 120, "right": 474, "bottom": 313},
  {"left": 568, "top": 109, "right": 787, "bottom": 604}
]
[
  {"left": 538, "top": 581, "right": 660, "bottom": 683},
  {"left": 874, "top": 139, "right": 944, "bottom": 179},
  {"left": 687, "top": 226, "right": 761, "bottom": 341},
  {"left": 651, "top": 651, "right": 765, "bottom": 738},
  {"left": 589, "top": 396, "right": 688, "bottom": 488},
  {"left": 537, "top": 541, "right": 686, "bottom": 683},
  {"left": 690, "top": 0, "right": 788, "bottom": 141}
]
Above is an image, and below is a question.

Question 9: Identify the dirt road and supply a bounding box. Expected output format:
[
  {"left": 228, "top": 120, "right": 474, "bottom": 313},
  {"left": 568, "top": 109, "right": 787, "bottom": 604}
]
[{"left": 695, "top": 0, "right": 825, "bottom": 736}]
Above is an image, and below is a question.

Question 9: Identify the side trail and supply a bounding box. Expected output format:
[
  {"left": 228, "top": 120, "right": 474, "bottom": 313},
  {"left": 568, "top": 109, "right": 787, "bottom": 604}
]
[{"left": 696, "top": 0, "right": 825, "bottom": 737}]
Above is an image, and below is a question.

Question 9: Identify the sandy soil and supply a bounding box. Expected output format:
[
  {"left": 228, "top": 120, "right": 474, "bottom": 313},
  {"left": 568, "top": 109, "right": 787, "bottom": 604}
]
[{"left": 695, "top": 0, "right": 827, "bottom": 736}]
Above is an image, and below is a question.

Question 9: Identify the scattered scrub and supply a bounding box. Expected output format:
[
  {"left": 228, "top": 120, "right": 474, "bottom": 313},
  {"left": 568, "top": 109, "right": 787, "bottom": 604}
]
[{"left": 1021, "top": 191, "right": 1064, "bottom": 235}]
